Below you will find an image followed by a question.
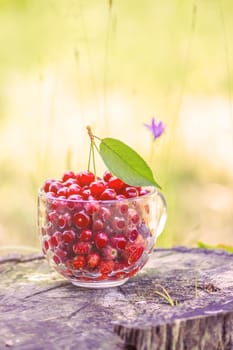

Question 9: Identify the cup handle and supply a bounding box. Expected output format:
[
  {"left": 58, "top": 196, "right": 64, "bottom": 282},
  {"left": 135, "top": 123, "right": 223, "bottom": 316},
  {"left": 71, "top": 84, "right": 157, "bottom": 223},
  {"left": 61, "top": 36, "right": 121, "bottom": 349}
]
[{"left": 156, "top": 191, "right": 167, "bottom": 237}]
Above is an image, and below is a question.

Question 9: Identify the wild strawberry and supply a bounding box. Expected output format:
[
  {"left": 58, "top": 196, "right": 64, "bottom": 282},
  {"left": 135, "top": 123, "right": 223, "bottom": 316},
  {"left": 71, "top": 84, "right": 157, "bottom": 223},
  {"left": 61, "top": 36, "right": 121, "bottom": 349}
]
[
  {"left": 87, "top": 252, "right": 101, "bottom": 268},
  {"left": 95, "top": 232, "right": 108, "bottom": 249},
  {"left": 72, "top": 255, "right": 86, "bottom": 269},
  {"left": 73, "top": 242, "right": 91, "bottom": 255}
]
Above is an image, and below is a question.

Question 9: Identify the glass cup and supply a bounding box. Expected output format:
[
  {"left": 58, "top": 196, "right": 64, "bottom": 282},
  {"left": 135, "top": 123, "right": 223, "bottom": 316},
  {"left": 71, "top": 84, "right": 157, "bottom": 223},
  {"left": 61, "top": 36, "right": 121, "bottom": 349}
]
[{"left": 38, "top": 187, "right": 167, "bottom": 288}]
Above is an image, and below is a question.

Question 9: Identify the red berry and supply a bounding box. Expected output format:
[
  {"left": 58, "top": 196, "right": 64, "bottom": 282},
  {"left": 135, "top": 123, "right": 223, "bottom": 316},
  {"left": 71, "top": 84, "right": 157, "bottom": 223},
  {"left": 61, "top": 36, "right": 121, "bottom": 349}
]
[
  {"left": 118, "top": 202, "right": 129, "bottom": 215},
  {"left": 73, "top": 211, "right": 90, "bottom": 229},
  {"left": 112, "top": 216, "right": 126, "bottom": 230},
  {"left": 123, "top": 187, "right": 139, "bottom": 198},
  {"left": 128, "top": 246, "right": 144, "bottom": 264},
  {"left": 77, "top": 171, "right": 95, "bottom": 186},
  {"left": 62, "top": 178, "right": 77, "bottom": 187},
  {"left": 100, "top": 188, "right": 117, "bottom": 200},
  {"left": 99, "top": 260, "right": 114, "bottom": 275},
  {"left": 99, "top": 207, "right": 111, "bottom": 222},
  {"left": 53, "top": 247, "right": 67, "bottom": 263},
  {"left": 57, "top": 187, "right": 69, "bottom": 197},
  {"left": 139, "top": 188, "right": 150, "bottom": 196},
  {"left": 127, "top": 228, "right": 139, "bottom": 242},
  {"left": 43, "top": 179, "right": 55, "bottom": 193},
  {"left": 62, "top": 171, "right": 76, "bottom": 182},
  {"left": 67, "top": 184, "right": 81, "bottom": 196},
  {"left": 129, "top": 209, "right": 140, "bottom": 224},
  {"left": 116, "top": 194, "right": 127, "bottom": 200},
  {"left": 73, "top": 242, "right": 91, "bottom": 255},
  {"left": 84, "top": 201, "right": 100, "bottom": 215},
  {"left": 112, "top": 236, "right": 127, "bottom": 250},
  {"left": 108, "top": 177, "right": 125, "bottom": 191},
  {"left": 87, "top": 252, "right": 100, "bottom": 268},
  {"left": 62, "top": 230, "right": 76, "bottom": 243},
  {"left": 95, "top": 232, "right": 108, "bottom": 249},
  {"left": 102, "top": 245, "right": 118, "bottom": 260},
  {"left": 49, "top": 181, "right": 63, "bottom": 194},
  {"left": 93, "top": 219, "right": 104, "bottom": 231},
  {"left": 81, "top": 188, "right": 91, "bottom": 200},
  {"left": 80, "top": 229, "right": 92, "bottom": 241},
  {"left": 90, "top": 181, "right": 105, "bottom": 196},
  {"left": 72, "top": 255, "right": 86, "bottom": 269},
  {"left": 103, "top": 170, "right": 112, "bottom": 182},
  {"left": 48, "top": 236, "right": 59, "bottom": 249}
]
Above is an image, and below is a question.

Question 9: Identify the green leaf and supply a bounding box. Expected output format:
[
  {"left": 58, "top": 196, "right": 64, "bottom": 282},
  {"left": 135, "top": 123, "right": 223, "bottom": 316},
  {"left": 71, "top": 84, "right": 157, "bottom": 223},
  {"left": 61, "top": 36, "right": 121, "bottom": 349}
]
[
  {"left": 99, "top": 137, "right": 161, "bottom": 188},
  {"left": 197, "top": 241, "right": 233, "bottom": 254}
]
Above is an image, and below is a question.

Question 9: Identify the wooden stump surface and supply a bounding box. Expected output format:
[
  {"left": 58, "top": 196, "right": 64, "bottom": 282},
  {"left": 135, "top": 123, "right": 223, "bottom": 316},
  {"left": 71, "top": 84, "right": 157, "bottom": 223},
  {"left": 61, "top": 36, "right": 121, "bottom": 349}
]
[{"left": 0, "top": 247, "right": 232, "bottom": 350}]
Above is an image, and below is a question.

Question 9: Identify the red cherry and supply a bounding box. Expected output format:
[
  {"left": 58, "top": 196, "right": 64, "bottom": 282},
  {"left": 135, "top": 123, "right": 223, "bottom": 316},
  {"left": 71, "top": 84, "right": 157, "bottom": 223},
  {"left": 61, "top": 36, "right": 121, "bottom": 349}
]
[
  {"left": 102, "top": 245, "right": 118, "bottom": 260},
  {"left": 80, "top": 229, "right": 92, "bottom": 241},
  {"left": 87, "top": 252, "right": 100, "bottom": 268},
  {"left": 48, "top": 236, "right": 59, "bottom": 249},
  {"left": 128, "top": 245, "right": 144, "bottom": 264},
  {"left": 129, "top": 209, "right": 140, "bottom": 224},
  {"left": 123, "top": 187, "right": 139, "bottom": 198},
  {"left": 116, "top": 194, "right": 127, "bottom": 200},
  {"left": 103, "top": 170, "right": 112, "bottom": 182},
  {"left": 81, "top": 188, "right": 91, "bottom": 200},
  {"left": 139, "top": 188, "right": 150, "bottom": 196},
  {"left": 100, "top": 188, "right": 117, "bottom": 200},
  {"left": 90, "top": 181, "right": 106, "bottom": 196},
  {"left": 112, "top": 236, "right": 127, "bottom": 250},
  {"left": 62, "top": 171, "right": 76, "bottom": 182},
  {"left": 53, "top": 247, "right": 67, "bottom": 263},
  {"left": 95, "top": 232, "right": 108, "bottom": 249},
  {"left": 62, "top": 178, "right": 77, "bottom": 187},
  {"left": 93, "top": 219, "right": 104, "bottom": 231},
  {"left": 57, "top": 187, "right": 69, "bottom": 198},
  {"left": 43, "top": 179, "right": 55, "bottom": 193},
  {"left": 118, "top": 202, "right": 128, "bottom": 215},
  {"left": 73, "top": 211, "right": 90, "bottom": 229},
  {"left": 99, "top": 260, "right": 114, "bottom": 275},
  {"left": 49, "top": 181, "right": 63, "bottom": 194},
  {"left": 127, "top": 228, "right": 139, "bottom": 242},
  {"left": 84, "top": 201, "right": 100, "bottom": 215},
  {"left": 77, "top": 171, "right": 95, "bottom": 186},
  {"left": 73, "top": 242, "right": 91, "bottom": 255},
  {"left": 108, "top": 177, "right": 125, "bottom": 191},
  {"left": 62, "top": 230, "right": 76, "bottom": 243},
  {"left": 72, "top": 255, "right": 86, "bottom": 269},
  {"left": 112, "top": 216, "right": 126, "bottom": 230},
  {"left": 67, "top": 184, "right": 81, "bottom": 196}
]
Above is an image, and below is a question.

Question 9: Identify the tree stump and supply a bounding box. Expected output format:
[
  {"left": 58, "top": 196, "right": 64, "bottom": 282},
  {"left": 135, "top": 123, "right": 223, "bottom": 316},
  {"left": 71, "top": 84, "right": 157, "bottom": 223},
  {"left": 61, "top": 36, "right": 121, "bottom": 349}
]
[{"left": 0, "top": 247, "right": 232, "bottom": 350}]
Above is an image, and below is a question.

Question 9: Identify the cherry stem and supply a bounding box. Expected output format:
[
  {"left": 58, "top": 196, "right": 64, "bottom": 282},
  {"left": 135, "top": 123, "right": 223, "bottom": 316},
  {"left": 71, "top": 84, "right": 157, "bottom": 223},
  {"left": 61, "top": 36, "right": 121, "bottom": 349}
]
[{"left": 86, "top": 126, "right": 98, "bottom": 177}]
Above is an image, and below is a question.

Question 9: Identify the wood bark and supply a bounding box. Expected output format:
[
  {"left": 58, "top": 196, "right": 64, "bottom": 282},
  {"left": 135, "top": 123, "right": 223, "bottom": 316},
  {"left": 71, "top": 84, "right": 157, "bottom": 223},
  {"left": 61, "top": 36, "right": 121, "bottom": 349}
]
[{"left": 0, "top": 247, "right": 232, "bottom": 350}]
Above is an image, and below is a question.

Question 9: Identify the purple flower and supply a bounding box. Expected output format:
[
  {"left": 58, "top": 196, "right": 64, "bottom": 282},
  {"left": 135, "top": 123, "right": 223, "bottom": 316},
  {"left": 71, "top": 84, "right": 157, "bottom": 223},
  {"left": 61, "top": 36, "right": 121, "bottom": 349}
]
[{"left": 144, "top": 117, "right": 165, "bottom": 141}]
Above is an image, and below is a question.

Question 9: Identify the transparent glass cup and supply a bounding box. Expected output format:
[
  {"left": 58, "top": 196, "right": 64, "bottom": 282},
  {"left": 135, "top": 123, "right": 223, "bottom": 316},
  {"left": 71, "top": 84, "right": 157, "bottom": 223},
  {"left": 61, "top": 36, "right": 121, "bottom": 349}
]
[{"left": 38, "top": 187, "right": 167, "bottom": 288}]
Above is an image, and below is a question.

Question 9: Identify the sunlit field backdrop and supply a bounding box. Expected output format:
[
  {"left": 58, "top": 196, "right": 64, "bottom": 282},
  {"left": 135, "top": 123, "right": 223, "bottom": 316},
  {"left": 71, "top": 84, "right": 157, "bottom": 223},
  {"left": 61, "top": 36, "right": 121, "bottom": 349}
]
[{"left": 0, "top": 0, "right": 233, "bottom": 251}]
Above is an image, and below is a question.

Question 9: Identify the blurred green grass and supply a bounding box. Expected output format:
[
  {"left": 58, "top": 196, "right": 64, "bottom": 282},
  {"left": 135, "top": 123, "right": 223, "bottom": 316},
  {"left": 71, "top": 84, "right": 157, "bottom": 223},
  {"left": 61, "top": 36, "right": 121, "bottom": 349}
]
[{"left": 0, "top": 0, "right": 233, "bottom": 249}]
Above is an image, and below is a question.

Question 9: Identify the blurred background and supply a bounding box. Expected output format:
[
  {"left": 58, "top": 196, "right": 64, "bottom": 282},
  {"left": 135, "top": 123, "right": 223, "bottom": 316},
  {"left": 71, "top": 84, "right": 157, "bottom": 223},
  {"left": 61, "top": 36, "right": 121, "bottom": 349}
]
[{"left": 0, "top": 0, "right": 232, "bottom": 251}]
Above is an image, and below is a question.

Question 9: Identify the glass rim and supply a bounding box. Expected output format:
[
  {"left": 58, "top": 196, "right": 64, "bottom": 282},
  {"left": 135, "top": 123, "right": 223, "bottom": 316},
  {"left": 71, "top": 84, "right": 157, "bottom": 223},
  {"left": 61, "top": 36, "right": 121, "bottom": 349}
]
[{"left": 38, "top": 185, "right": 158, "bottom": 204}]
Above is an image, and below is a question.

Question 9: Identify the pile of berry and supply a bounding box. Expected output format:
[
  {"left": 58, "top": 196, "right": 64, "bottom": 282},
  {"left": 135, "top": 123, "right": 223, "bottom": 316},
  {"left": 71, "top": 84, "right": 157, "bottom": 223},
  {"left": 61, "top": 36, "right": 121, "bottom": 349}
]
[{"left": 39, "top": 170, "right": 154, "bottom": 282}]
